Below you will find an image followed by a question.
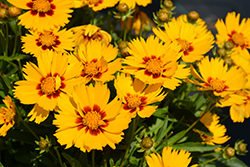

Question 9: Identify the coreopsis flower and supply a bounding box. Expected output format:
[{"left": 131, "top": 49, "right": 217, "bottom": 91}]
[
  {"left": 75, "top": 40, "right": 122, "bottom": 84},
  {"left": 73, "top": 0, "right": 85, "bottom": 8},
  {"left": 123, "top": 35, "right": 190, "bottom": 90},
  {"left": 195, "top": 112, "right": 230, "bottom": 145},
  {"left": 119, "top": 0, "right": 152, "bottom": 9},
  {"left": 83, "top": 0, "right": 119, "bottom": 11},
  {"left": 231, "top": 54, "right": 250, "bottom": 89},
  {"left": 153, "top": 17, "right": 214, "bottom": 63},
  {"left": 217, "top": 89, "right": 250, "bottom": 123},
  {"left": 120, "top": 9, "right": 154, "bottom": 35},
  {"left": 70, "top": 24, "right": 111, "bottom": 46},
  {"left": 14, "top": 53, "right": 83, "bottom": 124},
  {"left": 53, "top": 82, "right": 131, "bottom": 152},
  {"left": 7, "top": 0, "right": 74, "bottom": 32},
  {"left": 185, "top": 56, "right": 247, "bottom": 98},
  {"left": 21, "top": 28, "right": 75, "bottom": 57},
  {"left": 215, "top": 12, "right": 250, "bottom": 56},
  {"left": 146, "top": 146, "right": 197, "bottom": 167},
  {"left": 0, "top": 96, "right": 16, "bottom": 136},
  {"left": 114, "top": 73, "right": 166, "bottom": 118}
]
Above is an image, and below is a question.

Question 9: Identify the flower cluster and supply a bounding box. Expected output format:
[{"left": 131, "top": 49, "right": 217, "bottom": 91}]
[{"left": 0, "top": 0, "right": 249, "bottom": 166}]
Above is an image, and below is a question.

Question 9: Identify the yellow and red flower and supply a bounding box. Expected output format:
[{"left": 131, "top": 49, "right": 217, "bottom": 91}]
[
  {"left": 0, "top": 96, "right": 16, "bottom": 137},
  {"left": 22, "top": 28, "right": 75, "bottom": 57},
  {"left": 14, "top": 53, "right": 83, "bottom": 124},
  {"left": 83, "top": 0, "right": 119, "bottom": 11},
  {"left": 123, "top": 35, "right": 190, "bottom": 90},
  {"left": 7, "top": 0, "right": 74, "bottom": 31},
  {"left": 53, "top": 82, "right": 131, "bottom": 152},
  {"left": 114, "top": 73, "right": 166, "bottom": 118},
  {"left": 119, "top": 0, "right": 152, "bottom": 9}
]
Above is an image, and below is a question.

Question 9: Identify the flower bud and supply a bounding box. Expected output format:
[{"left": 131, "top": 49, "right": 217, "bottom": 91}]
[
  {"left": 217, "top": 48, "right": 227, "bottom": 57},
  {"left": 187, "top": 11, "right": 199, "bottom": 23},
  {"left": 225, "top": 147, "right": 235, "bottom": 158},
  {"left": 121, "top": 47, "right": 130, "bottom": 57},
  {"left": 238, "top": 143, "right": 247, "bottom": 153},
  {"left": 141, "top": 137, "right": 153, "bottom": 149},
  {"left": 0, "top": 8, "right": 7, "bottom": 19},
  {"left": 118, "top": 41, "right": 127, "bottom": 50},
  {"left": 144, "top": 24, "right": 151, "bottom": 32},
  {"left": 117, "top": 3, "right": 128, "bottom": 13},
  {"left": 224, "top": 41, "right": 234, "bottom": 50},
  {"left": 8, "top": 6, "right": 21, "bottom": 17},
  {"left": 39, "top": 139, "right": 49, "bottom": 149},
  {"left": 163, "top": 0, "right": 173, "bottom": 9},
  {"left": 158, "top": 11, "right": 169, "bottom": 22},
  {"left": 224, "top": 57, "right": 233, "bottom": 66}
]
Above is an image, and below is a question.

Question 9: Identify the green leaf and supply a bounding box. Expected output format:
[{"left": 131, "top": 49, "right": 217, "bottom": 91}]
[
  {"left": 62, "top": 152, "right": 82, "bottom": 167},
  {"left": 155, "top": 115, "right": 169, "bottom": 143},
  {"left": 172, "top": 142, "right": 220, "bottom": 152},
  {"left": 167, "top": 130, "right": 185, "bottom": 146}
]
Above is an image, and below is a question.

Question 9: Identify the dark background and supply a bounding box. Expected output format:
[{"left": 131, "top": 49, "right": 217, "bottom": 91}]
[{"left": 141, "top": 0, "right": 250, "bottom": 166}]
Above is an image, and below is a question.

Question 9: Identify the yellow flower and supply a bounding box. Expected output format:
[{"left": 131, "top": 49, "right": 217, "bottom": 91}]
[
  {"left": 73, "top": 0, "right": 85, "bottom": 8},
  {"left": 217, "top": 89, "right": 250, "bottom": 123},
  {"left": 185, "top": 56, "right": 247, "bottom": 98},
  {"left": 153, "top": 17, "right": 214, "bottom": 63},
  {"left": 119, "top": 0, "right": 152, "bottom": 9},
  {"left": 215, "top": 12, "right": 250, "bottom": 55},
  {"left": 0, "top": 96, "right": 16, "bottom": 137},
  {"left": 53, "top": 82, "right": 131, "bottom": 152},
  {"left": 70, "top": 24, "right": 111, "bottom": 46},
  {"left": 75, "top": 40, "right": 122, "bottom": 83},
  {"left": 22, "top": 28, "right": 75, "bottom": 57},
  {"left": 120, "top": 9, "right": 154, "bottom": 35},
  {"left": 123, "top": 35, "right": 190, "bottom": 90},
  {"left": 7, "top": 0, "right": 74, "bottom": 32},
  {"left": 114, "top": 73, "right": 166, "bottom": 118},
  {"left": 146, "top": 146, "right": 197, "bottom": 167},
  {"left": 14, "top": 53, "right": 84, "bottom": 124},
  {"left": 195, "top": 112, "right": 230, "bottom": 145},
  {"left": 83, "top": 0, "right": 119, "bottom": 11},
  {"left": 231, "top": 54, "right": 250, "bottom": 89}
]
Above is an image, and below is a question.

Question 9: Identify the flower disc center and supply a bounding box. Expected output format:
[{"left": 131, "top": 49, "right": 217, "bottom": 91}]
[
  {"left": 39, "top": 31, "right": 56, "bottom": 47},
  {"left": 84, "top": 62, "right": 100, "bottom": 76},
  {"left": 88, "top": 0, "right": 102, "bottom": 6},
  {"left": 33, "top": 0, "right": 51, "bottom": 13},
  {"left": 178, "top": 39, "right": 190, "bottom": 51},
  {"left": 127, "top": 94, "right": 142, "bottom": 109},
  {"left": 82, "top": 111, "right": 104, "bottom": 130},
  {"left": 209, "top": 78, "right": 225, "bottom": 92},
  {"left": 145, "top": 59, "right": 163, "bottom": 75},
  {"left": 4, "top": 109, "right": 15, "bottom": 123},
  {"left": 232, "top": 33, "right": 245, "bottom": 46},
  {"left": 41, "top": 76, "right": 59, "bottom": 95}
]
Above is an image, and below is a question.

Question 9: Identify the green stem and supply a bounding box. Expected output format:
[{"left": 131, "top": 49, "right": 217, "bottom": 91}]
[
  {"left": 19, "top": 116, "right": 39, "bottom": 140},
  {"left": 123, "top": 18, "right": 127, "bottom": 41},
  {"left": 120, "top": 116, "right": 139, "bottom": 167},
  {"left": 54, "top": 146, "right": 63, "bottom": 167},
  {"left": 139, "top": 151, "right": 146, "bottom": 167},
  {"left": 49, "top": 150, "right": 59, "bottom": 164},
  {"left": 198, "top": 155, "right": 222, "bottom": 166},
  {"left": 190, "top": 92, "right": 203, "bottom": 109},
  {"left": 168, "top": 99, "right": 214, "bottom": 145},
  {"left": 5, "top": 22, "right": 9, "bottom": 56},
  {"left": 12, "top": 21, "right": 18, "bottom": 57},
  {"left": 92, "top": 150, "right": 95, "bottom": 167},
  {"left": 17, "top": 59, "right": 24, "bottom": 80}
]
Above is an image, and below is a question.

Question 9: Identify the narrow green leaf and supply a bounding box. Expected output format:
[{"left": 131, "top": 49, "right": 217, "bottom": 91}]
[
  {"left": 156, "top": 115, "right": 169, "bottom": 143},
  {"left": 172, "top": 142, "right": 220, "bottom": 152},
  {"left": 62, "top": 152, "right": 82, "bottom": 167}
]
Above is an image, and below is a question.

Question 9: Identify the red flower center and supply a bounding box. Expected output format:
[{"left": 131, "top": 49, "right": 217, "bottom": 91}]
[{"left": 27, "top": 0, "right": 56, "bottom": 17}]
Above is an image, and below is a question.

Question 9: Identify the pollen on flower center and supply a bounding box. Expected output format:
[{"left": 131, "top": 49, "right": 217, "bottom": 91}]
[
  {"left": 5, "top": 109, "right": 15, "bottom": 122},
  {"left": 82, "top": 111, "right": 105, "bottom": 130},
  {"left": 32, "top": 0, "right": 51, "bottom": 13},
  {"left": 84, "top": 62, "right": 100, "bottom": 76},
  {"left": 39, "top": 31, "right": 56, "bottom": 47},
  {"left": 232, "top": 33, "right": 245, "bottom": 46},
  {"left": 127, "top": 94, "right": 142, "bottom": 109},
  {"left": 145, "top": 59, "right": 163, "bottom": 75},
  {"left": 87, "top": 0, "right": 103, "bottom": 6},
  {"left": 178, "top": 39, "right": 190, "bottom": 51},
  {"left": 41, "top": 76, "right": 59, "bottom": 95},
  {"left": 209, "top": 78, "right": 225, "bottom": 92}
]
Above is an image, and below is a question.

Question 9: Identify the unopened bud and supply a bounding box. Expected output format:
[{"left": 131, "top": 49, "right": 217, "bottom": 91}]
[
  {"left": 163, "top": 0, "right": 173, "bottom": 9},
  {"left": 39, "top": 139, "right": 49, "bottom": 150},
  {"left": 8, "top": 6, "right": 21, "bottom": 17},
  {"left": 238, "top": 143, "right": 247, "bottom": 153},
  {"left": 141, "top": 137, "right": 153, "bottom": 149},
  {"left": 118, "top": 41, "right": 127, "bottom": 50},
  {"left": 225, "top": 147, "right": 235, "bottom": 158},
  {"left": 224, "top": 41, "right": 234, "bottom": 50},
  {"left": 117, "top": 3, "right": 128, "bottom": 13},
  {"left": 0, "top": 8, "right": 7, "bottom": 19},
  {"left": 217, "top": 48, "right": 227, "bottom": 57},
  {"left": 121, "top": 47, "right": 130, "bottom": 57},
  {"left": 187, "top": 11, "right": 199, "bottom": 23},
  {"left": 158, "top": 11, "right": 169, "bottom": 22}
]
